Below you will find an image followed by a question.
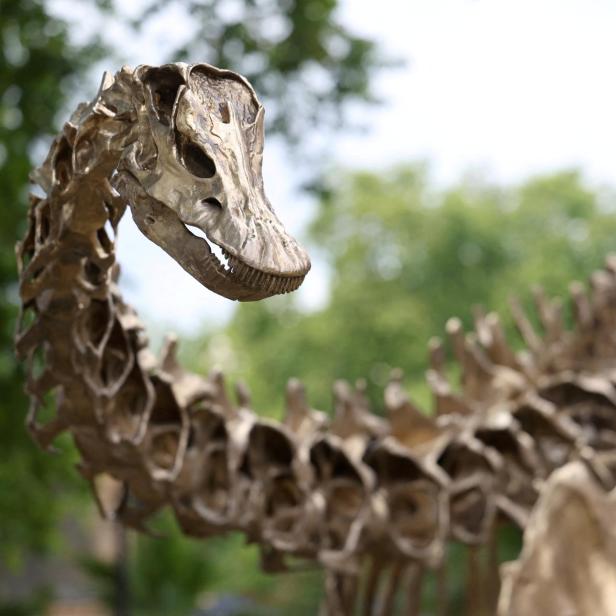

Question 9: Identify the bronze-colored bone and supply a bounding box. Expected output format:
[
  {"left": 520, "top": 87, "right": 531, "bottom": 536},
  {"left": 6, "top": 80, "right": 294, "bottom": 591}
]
[
  {"left": 16, "top": 61, "right": 616, "bottom": 614},
  {"left": 364, "top": 442, "right": 447, "bottom": 564},
  {"left": 498, "top": 461, "right": 616, "bottom": 616},
  {"left": 435, "top": 437, "right": 500, "bottom": 545}
]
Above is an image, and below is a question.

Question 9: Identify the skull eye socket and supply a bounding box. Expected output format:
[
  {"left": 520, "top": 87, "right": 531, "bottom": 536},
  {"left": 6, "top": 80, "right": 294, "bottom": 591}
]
[
  {"left": 202, "top": 197, "right": 222, "bottom": 209},
  {"left": 178, "top": 137, "right": 217, "bottom": 179},
  {"left": 143, "top": 66, "right": 185, "bottom": 127}
]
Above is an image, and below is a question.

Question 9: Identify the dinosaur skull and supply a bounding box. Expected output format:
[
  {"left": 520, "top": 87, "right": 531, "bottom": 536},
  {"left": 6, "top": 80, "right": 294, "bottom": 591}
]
[{"left": 119, "top": 63, "right": 310, "bottom": 301}]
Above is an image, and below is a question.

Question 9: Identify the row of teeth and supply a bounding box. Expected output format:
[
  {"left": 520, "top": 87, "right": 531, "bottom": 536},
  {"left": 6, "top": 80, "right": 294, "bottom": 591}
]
[
  {"left": 220, "top": 248, "right": 304, "bottom": 295},
  {"left": 182, "top": 225, "right": 304, "bottom": 295}
]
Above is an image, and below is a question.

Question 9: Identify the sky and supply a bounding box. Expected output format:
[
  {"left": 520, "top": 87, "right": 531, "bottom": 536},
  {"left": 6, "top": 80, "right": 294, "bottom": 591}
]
[{"left": 52, "top": 0, "right": 616, "bottom": 334}]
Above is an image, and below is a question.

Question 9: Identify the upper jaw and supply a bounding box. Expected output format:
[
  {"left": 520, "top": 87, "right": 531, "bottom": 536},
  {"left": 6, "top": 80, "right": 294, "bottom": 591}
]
[
  {"left": 198, "top": 200, "right": 312, "bottom": 279},
  {"left": 180, "top": 207, "right": 311, "bottom": 298}
]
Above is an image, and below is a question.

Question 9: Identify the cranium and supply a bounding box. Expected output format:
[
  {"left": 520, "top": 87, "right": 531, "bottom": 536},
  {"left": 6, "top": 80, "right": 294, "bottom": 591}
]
[{"left": 116, "top": 63, "right": 310, "bottom": 301}]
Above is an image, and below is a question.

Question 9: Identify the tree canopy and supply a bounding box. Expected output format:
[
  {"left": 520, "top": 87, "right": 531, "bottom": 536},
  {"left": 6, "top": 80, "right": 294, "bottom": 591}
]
[
  {"left": 135, "top": 0, "right": 386, "bottom": 143},
  {"left": 211, "top": 166, "right": 616, "bottom": 416},
  {"left": 0, "top": 0, "right": 105, "bottom": 569}
]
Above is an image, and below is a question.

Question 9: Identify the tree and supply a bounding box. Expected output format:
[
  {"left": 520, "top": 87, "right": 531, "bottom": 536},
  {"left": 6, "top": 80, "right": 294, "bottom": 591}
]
[
  {"left": 218, "top": 166, "right": 616, "bottom": 414},
  {"left": 0, "top": 0, "right": 105, "bottom": 570},
  {"left": 135, "top": 0, "right": 386, "bottom": 144}
]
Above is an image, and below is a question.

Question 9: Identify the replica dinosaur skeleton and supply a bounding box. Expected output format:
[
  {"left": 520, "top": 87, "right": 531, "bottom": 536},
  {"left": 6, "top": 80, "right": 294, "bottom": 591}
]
[{"left": 15, "top": 62, "right": 616, "bottom": 614}]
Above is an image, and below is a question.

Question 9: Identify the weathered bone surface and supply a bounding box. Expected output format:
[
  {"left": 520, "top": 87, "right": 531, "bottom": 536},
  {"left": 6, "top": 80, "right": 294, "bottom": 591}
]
[
  {"left": 498, "top": 461, "right": 616, "bottom": 616},
  {"left": 16, "top": 62, "right": 616, "bottom": 614}
]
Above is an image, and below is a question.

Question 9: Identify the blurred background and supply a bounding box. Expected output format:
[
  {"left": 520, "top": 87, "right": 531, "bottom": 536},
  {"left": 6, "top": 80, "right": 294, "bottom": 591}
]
[{"left": 2, "top": 0, "right": 616, "bottom": 613}]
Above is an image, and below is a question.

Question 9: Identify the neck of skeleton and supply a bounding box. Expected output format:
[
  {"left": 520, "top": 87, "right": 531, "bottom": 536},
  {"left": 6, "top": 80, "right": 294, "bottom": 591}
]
[{"left": 15, "top": 70, "right": 151, "bottom": 451}]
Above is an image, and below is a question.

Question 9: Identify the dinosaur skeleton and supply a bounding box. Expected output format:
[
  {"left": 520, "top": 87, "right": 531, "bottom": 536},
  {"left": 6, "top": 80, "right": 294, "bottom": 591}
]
[{"left": 15, "top": 62, "right": 616, "bottom": 614}]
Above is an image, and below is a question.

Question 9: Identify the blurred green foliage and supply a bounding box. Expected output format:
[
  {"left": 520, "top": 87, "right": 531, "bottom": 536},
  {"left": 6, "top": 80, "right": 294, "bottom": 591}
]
[
  {"left": 212, "top": 166, "right": 616, "bottom": 416},
  {"left": 0, "top": 0, "right": 105, "bottom": 570},
  {"left": 128, "top": 513, "right": 323, "bottom": 615},
  {"left": 136, "top": 0, "right": 388, "bottom": 142},
  {"left": 81, "top": 509, "right": 323, "bottom": 614}
]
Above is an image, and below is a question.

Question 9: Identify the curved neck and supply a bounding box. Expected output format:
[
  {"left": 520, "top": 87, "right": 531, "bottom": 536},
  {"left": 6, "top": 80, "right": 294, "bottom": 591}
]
[{"left": 16, "top": 69, "right": 148, "bottom": 448}]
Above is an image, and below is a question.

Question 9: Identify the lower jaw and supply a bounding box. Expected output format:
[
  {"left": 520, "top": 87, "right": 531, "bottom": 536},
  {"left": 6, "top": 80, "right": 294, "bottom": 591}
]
[
  {"left": 223, "top": 249, "right": 305, "bottom": 296},
  {"left": 194, "top": 231, "right": 305, "bottom": 300}
]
